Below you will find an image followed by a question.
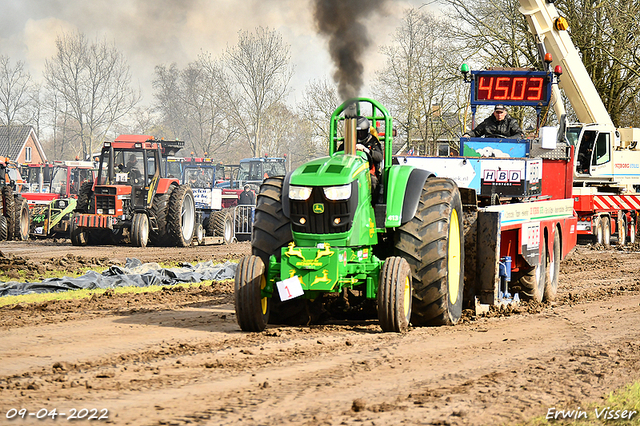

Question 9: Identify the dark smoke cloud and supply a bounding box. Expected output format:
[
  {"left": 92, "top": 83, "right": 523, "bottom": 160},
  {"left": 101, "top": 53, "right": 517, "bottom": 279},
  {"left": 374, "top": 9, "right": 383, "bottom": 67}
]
[{"left": 313, "top": 0, "right": 387, "bottom": 100}]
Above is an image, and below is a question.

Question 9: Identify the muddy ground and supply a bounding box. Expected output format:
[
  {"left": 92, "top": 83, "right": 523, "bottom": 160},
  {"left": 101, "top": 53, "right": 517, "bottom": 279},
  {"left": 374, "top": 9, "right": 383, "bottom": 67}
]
[{"left": 1, "top": 239, "right": 640, "bottom": 425}]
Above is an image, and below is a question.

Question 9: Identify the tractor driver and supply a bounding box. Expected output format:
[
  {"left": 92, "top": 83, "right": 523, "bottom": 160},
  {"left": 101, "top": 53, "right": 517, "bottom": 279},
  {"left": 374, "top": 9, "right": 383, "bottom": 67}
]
[
  {"left": 338, "top": 116, "right": 383, "bottom": 196},
  {"left": 463, "top": 104, "right": 524, "bottom": 139},
  {"left": 125, "top": 154, "right": 142, "bottom": 183}
]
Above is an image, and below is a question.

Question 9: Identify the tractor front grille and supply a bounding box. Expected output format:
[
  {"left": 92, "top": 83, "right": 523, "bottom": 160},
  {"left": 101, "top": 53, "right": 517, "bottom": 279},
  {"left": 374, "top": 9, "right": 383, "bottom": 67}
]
[
  {"left": 290, "top": 183, "right": 357, "bottom": 234},
  {"left": 95, "top": 195, "right": 116, "bottom": 211}
]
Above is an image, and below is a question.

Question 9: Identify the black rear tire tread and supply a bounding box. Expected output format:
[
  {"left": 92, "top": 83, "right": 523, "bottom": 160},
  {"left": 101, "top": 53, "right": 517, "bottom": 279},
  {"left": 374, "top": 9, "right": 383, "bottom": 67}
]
[
  {"left": 0, "top": 215, "right": 8, "bottom": 240},
  {"left": 149, "top": 185, "right": 176, "bottom": 246},
  {"left": 166, "top": 184, "right": 195, "bottom": 247},
  {"left": 394, "top": 177, "right": 464, "bottom": 326}
]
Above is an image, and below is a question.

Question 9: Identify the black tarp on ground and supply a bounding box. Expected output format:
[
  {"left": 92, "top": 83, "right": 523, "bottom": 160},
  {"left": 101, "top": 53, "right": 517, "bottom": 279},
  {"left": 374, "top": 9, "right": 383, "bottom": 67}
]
[{"left": 0, "top": 258, "right": 237, "bottom": 297}]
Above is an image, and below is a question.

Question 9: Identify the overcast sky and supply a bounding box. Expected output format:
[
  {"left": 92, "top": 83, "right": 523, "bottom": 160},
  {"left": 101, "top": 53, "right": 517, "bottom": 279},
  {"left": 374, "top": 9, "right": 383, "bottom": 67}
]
[{"left": 0, "top": 0, "right": 434, "bottom": 106}]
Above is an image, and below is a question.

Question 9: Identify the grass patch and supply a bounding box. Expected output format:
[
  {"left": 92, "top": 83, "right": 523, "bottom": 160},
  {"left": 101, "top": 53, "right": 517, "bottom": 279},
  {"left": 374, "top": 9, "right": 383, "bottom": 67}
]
[
  {"left": 521, "top": 382, "right": 640, "bottom": 425},
  {"left": 0, "top": 281, "right": 218, "bottom": 308}
]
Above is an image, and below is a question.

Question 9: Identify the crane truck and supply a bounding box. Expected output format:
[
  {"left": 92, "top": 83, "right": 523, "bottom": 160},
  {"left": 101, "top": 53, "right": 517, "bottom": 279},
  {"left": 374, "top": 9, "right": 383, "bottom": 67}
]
[{"left": 519, "top": 0, "right": 640, "bottom": 245}]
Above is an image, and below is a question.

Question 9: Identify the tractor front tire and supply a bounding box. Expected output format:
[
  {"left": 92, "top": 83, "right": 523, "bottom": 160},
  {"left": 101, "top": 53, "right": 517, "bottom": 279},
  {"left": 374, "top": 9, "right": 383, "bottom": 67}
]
[
  {"left": 131, "top": 213, "right": 149, "bottom": 248},
  {"left": 14, "top": 196, "right": 29, "bottom": 241},
  {"left": 394, "top": 177, "right": 464, "bottom": 326},
  {"left": 0, "top": 215, "right": 7, "bottom": 240},
  {"left": 70, "top": 214, "right": 88, "bottom": 246},
  {"left": 166, "top": 184, "right": 196, "bottom": 247},
  {"left": 235, "top": 255, "right": 270, "bottom": 331},
  {"left": 213, "top": 209, "right": 234, "bottom": 244},
  {"left": 378, "top": 256, "right": 412, "bottom": 332},
  {"left": 1, "top": 186, "right": 15, "bottom": 240}
]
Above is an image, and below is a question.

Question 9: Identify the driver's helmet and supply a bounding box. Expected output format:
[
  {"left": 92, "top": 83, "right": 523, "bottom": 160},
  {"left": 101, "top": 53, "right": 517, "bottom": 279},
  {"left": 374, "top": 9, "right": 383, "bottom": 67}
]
[{"left": 356, "top": 116, "right": 370, "bottom": 142}]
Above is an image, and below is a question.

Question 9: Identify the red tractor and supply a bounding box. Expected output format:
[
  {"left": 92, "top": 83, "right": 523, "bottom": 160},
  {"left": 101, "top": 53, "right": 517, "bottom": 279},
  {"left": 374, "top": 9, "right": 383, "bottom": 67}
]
[
  {"left": 0, "top": 156, "right": 30, "bottom": 241},
  {"left": 70, "top": 135, "right": 196, "bottom": 247}
]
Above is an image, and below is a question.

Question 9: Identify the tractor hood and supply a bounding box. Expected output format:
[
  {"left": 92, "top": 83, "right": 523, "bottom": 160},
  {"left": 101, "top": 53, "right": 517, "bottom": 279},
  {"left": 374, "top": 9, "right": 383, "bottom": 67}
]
[{"left": 288, "top": 152, "right": 369, "bottom": 187}]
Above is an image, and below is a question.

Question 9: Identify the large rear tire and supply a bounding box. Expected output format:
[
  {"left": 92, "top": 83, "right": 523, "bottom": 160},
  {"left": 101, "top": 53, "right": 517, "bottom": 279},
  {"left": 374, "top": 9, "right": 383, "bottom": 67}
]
[
  {"left": 213, "top": 209, "right": 234, "bottom": 244},
  {"left": 544, "top": 229, "right": 561, "bottom": 302},
  {"left": 235, "top": 255, "right": 270, "bottom": 332},
  {"left": 166, "top": 184, "right": 196, "bottom": 247},
  {"left": 149, "top": 185, "right": 176, "bottom": 246},
  {"left": 76, "top": 181, "right": 94, "bottom": 213},
  {"left": 395, "top": 178, "right": 464, "bottom": 326},
  {"left": 251, "top": 177, "right": 309, "bottom": 325},
  {"left": 378, "top": 256, "right": 412, "bottom": 332}
]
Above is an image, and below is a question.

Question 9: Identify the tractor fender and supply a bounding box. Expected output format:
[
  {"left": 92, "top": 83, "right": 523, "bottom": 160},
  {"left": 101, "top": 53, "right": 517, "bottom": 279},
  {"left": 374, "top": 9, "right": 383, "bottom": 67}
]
[
  {"left": 384, "top": 166, "right": 433, "bottom": 228},
  {"left": 280, "top": 172, "right": 294, "bottom": 219}
]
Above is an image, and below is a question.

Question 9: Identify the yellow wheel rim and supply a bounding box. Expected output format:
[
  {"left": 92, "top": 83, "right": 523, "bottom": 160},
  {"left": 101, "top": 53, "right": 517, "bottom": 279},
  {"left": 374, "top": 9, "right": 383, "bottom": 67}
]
[
  {"left": 403, "top": 275, "right": 411, "bottom": 318},
  {"left": 260, "top": 275, "right": 268, "bottom": 315},
  {"left": 448, "top": 209, "right": 461, "bottom": 305}
]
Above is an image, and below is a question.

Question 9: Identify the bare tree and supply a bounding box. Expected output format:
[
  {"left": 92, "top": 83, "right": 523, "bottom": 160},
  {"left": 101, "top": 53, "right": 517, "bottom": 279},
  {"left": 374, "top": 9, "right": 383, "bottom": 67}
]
[
  {"left": 439, "top": 0, "right": 640, "bottom": 127},
  {"left": 0, "top": 55, "right": 33, "bottom": 158},
  {"left": 221, "top": 27, "right": 294, "bottom": 157},
  {"left": 373, "top": 8, "right": 466, "bottom": 155},
  {"left": 44, "top": 31, "right": 141, "bottom": 158},
  {"left": 297, "top": 78, "right": 340, "bottom": 151},
  {"left": 152, "top": 62, "right": 185, "bottom": 140}
]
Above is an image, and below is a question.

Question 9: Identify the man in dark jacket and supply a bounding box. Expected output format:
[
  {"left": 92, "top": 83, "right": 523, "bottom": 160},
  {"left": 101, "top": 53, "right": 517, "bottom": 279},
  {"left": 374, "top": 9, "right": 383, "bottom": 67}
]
[
  {"left": 238, "top": 184, "right": 255, "bottom": 205},
  {"left": 465, "top": 104, "right": 524, "bottom": 138}
]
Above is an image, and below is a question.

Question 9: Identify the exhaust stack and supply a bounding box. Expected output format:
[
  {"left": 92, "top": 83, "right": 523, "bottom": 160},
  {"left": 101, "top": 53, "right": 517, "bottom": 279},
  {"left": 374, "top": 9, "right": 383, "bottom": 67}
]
[{"left": 344, "top": 102, "right": 357, "bottom": 155}]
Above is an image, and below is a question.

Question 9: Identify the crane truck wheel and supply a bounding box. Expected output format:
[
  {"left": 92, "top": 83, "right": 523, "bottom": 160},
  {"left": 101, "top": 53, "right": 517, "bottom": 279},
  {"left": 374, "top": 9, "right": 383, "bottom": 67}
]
[
  {"left": 131, "top": 213, "right": 149, "bottom": 248},
  {"left": 617, "top": 216, "right": 626, "bottom": 246},
  {"left": 378, "top": 256, "right": 412, "bottom": 332},
  {"left": 0, "top": 215, "right": 8, "bottom": 240},
  {"left": 235, "top": 255, "right": 270, "bottom": 332},
  {"left": 395, "top": 177, "right": 464, "bottom": 326},
  {"left": 630, "top": 221, "right": 636, "bottom": 244},
  {"left": 251, "top": 176, "right": 309, "bottom": 326},
  {"left": 70, "top": 214, "right": 88, "bottom": 246},
  {"left": 594, "top": 219, "right": 604, "bottom": 245},
  {"left": 519, "top": 237, "right": 547, "bottom": 303},
  {"left": 14, "top": 196, "right": 30, "bottom": 241},
  {"left": 149, "top": 185, "right": 176, "bottom": 246},
  {"left": 544, "top": 229, "right": 561, "bottom": 302},
  {"left": 602, "top": 217, "right": 611, "bottom": 246},
  {"left": 166, "top": 184, "right": 196, "bottom": 247},
  {"left": 1, "top": 186, "right": 15, "bottom": 240},
  {"left": 213, "top": 209, "right": 234, "bottom": 244}
]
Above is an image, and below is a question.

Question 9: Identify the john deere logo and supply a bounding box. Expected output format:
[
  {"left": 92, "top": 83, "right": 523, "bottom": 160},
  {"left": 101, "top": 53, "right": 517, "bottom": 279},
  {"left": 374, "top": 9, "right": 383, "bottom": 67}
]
[{"left": 313, "top": 203, "right": 325, "bottom": 214}]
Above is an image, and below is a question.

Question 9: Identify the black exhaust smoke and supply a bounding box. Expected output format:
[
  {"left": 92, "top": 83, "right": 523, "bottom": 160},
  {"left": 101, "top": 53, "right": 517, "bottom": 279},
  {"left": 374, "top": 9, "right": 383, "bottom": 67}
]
[{"left": 313, "top": 0, "right": 387, "bottom": 100}]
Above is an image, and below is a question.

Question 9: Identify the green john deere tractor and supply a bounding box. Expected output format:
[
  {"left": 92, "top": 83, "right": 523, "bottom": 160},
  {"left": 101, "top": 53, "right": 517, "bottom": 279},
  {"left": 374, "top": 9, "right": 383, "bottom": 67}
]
[{"left": 235, "top": 98, "right": 464, "bottom": 332}]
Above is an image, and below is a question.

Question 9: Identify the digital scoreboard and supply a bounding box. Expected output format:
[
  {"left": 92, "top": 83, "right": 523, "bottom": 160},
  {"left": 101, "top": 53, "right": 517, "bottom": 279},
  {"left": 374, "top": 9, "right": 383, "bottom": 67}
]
[{"left": 470, "top": 70, "right": 551, "bottom": 107}]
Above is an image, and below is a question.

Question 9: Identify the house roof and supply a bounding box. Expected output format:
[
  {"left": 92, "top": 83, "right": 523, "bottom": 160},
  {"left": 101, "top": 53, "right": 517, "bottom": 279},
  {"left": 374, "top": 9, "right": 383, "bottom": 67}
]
[{"left": 0, "top": 125, "right": 37, "bottom": 161}]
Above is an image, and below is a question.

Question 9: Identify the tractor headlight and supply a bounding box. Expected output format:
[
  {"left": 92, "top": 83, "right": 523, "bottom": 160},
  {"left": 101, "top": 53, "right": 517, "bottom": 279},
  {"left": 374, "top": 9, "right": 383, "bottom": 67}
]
[
  {"left": 323, "top": 184, "right": 351, "bottom": 201},
  {"left": 289, "top": 185, "right": 312, "bottom": 200},
  {"left": 97, "top": 208, "right": 104, "bottom": 214}
]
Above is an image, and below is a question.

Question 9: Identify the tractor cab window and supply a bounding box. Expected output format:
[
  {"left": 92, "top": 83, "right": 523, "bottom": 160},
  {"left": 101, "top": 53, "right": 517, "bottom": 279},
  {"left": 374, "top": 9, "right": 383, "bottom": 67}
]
[
  {"left": 185, "top": 167, "right": 213, "bottom": 188},
  {"left": 50, "top": 167, "right": 67, "bottom": 195},
  {"left": 593, "top": 132, "right": 610, "bottom": 166},
  {"left": 264, "top": 160, "right": 286, "bottom": 177},
  {"left": 110, "top": 150, "right": 145, "bottom": 185},
  {"left": 166, "top": 160, "right": 182, "bottom": 179}
]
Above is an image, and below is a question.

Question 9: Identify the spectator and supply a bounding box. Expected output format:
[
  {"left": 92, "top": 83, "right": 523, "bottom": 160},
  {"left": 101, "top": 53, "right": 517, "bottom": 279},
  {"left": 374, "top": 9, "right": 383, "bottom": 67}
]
[
  {"left": 464, "top": 105, "right": 524, "bottom": 139},
  {"left": 238, "top": 184, "right": 255, "bottom": 205}
]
